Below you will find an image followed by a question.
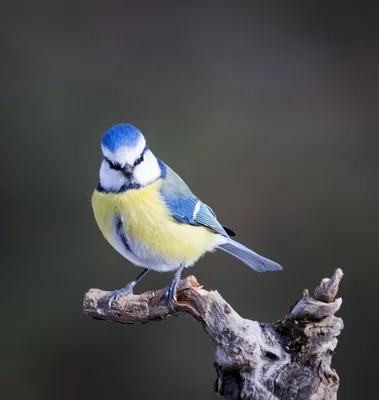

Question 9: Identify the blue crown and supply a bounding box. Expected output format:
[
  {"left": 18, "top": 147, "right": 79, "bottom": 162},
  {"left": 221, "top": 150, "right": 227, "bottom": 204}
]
[{"left": 101, "top": 124, "right": 143, "bottom": 152}]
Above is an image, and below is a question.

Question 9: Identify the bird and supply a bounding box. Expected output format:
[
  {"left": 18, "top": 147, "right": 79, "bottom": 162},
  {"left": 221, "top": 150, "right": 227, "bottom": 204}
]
[{"left": 92, "top": 124, "right": 282, "bottom": 311}]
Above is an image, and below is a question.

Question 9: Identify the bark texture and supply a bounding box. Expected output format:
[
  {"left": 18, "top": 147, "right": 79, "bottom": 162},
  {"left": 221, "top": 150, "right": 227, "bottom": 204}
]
[{"left": 83, "top": 269, "right": 343, "bottom": 400}]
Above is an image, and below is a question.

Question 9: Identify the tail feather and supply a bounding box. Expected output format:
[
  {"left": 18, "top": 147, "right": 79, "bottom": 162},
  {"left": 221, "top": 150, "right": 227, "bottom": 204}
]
[{"left": 219, "top": 239, "right": 282, "bottom": 272}]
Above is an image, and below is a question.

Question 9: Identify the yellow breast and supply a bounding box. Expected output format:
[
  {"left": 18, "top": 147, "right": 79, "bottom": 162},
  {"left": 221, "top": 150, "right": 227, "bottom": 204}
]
[{"left": 91, "top": 180, "right": 221, "bottom": 265}]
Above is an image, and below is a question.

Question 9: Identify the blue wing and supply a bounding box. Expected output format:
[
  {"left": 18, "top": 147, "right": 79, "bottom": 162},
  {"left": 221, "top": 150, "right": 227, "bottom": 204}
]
[{"left": 158, "top": 161, "right": 234, "bottom": 237}]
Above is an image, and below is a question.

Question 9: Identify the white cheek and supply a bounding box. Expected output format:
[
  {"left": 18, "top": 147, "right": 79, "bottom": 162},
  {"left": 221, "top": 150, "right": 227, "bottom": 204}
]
[
  {"left": 99, "top": 161, "right": 125, "bottom": 190},
  {"left": 133, "top": 151, "right": 161, "bottom": 186}
]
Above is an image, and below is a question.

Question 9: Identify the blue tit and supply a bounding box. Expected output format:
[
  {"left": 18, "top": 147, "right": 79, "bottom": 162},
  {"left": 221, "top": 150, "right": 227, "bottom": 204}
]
[{"left": 92, "top": 124, "right": 282, "bottom": 310}]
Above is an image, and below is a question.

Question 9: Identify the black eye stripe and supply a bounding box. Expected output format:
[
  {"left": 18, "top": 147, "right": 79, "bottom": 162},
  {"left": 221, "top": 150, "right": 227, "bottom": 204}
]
[
  {"left": 133, "top": 145, "right": 148, "bottom": 167},
  {"left": 104, "top": 157, "right": 122, "bottom": 170},
  {"left": 103, "top": 145, "right": 148, "bottom": 170},
  {"left": 134, "top": 154, "right": 144, "bottom": 167}
]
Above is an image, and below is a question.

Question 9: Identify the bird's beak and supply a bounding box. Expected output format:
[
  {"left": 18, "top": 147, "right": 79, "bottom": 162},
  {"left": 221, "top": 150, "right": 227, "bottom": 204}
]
[{"left": 122, "top": 163, "right": 133, "bottom": 177}]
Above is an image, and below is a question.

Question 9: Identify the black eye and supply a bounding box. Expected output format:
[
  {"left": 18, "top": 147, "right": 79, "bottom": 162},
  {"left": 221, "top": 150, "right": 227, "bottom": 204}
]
[
  {"left": 110, "top": 163, "right": 122, "bottom": 170},
  {"left": 104, "top": 157, "right": 122, "bottom": 170},
  {"left": 134, "top": 153, "right": 144, "bottom": 167}
]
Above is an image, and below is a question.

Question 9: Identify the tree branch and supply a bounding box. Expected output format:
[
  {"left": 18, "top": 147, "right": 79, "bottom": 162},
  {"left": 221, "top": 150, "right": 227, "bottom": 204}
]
[{"left": 83, "top": 269, "right": 343, "bottom": 400}]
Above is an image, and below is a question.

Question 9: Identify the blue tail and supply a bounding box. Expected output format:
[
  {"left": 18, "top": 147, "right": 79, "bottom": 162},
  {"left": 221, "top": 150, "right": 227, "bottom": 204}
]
[{"left": 219, "top": 239, "right": 282, "bottom": 272}]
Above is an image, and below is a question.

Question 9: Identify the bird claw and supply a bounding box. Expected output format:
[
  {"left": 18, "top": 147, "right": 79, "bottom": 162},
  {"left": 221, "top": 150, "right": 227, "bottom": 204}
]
[
  {"left": 165, "top": 284, "right": 178, "bottom": 312},
  {"left": 104, "top": 284, "right": 134, "bottom": 312},
  {"left": 165, "top": 264, "right": 185, "bottom": 312}
]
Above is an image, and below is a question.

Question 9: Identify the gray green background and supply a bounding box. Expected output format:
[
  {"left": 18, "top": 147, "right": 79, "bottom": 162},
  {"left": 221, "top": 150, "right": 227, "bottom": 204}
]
[{"left": 1, "top": 2, "right": 378, "bottom": 399}]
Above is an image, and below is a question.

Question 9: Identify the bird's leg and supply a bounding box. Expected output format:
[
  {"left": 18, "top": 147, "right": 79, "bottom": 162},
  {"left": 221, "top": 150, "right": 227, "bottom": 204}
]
[
  {"left": 105, "top": 268, "right": 149, "bottom": 311},
  {"left": 165, "top": 264, "right": 185, "bottom": 311}
]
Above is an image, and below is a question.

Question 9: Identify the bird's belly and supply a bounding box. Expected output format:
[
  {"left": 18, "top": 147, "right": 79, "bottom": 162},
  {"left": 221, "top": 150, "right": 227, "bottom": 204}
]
[
  {"left": 110, "top": 221, "right": 179, "bottom": 272},
  {"left": 122, "top": 213, "right": 223, "bottom": 269},
  {"left": 92, "top": 185, "right": 225, "bottom": 271}
]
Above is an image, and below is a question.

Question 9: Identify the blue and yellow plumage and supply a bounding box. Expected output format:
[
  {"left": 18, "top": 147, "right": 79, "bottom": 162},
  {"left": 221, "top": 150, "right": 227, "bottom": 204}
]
[{"left": 92, "top": 124, "right": 282, "bottom": 310}]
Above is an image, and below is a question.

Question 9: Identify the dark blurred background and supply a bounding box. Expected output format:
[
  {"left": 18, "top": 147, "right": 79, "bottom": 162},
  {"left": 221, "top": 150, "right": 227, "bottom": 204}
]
[{"left": 1, "top": 1, "right": 378, "bottom": 399}]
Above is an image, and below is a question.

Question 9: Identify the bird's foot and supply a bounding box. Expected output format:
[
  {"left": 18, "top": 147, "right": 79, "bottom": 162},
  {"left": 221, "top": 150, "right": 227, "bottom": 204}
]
[
  {"left": 165, "top": 264, "right": 185, "bottom": 312},
  {"left": 166, "top": 285, "right": 176, "bottom": 312},
  {"left": 165, "top": 282, "right": 177, "bottom": 312},
  {"left": 104, "top": 283, "right": 134, "bottom": 312}
]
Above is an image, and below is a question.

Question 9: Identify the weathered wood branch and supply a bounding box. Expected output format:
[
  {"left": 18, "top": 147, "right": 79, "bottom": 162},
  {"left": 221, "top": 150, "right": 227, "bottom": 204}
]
[{"left": 83, "top": 269, "right": 343, "bottom": 400}]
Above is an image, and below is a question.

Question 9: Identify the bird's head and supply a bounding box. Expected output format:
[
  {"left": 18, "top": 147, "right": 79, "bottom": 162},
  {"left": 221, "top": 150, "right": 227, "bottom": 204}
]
[{"left": 99, "top": 124, "right": 161, "bottom": 191}]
